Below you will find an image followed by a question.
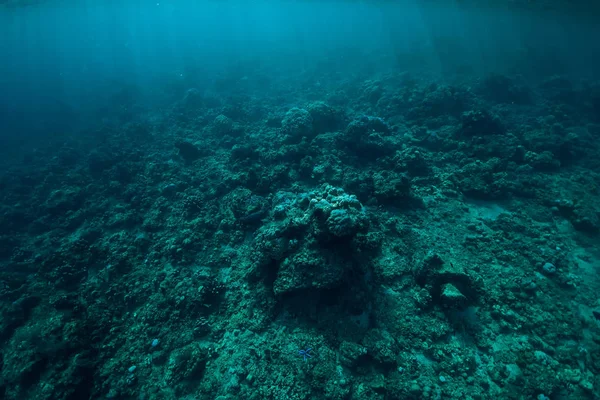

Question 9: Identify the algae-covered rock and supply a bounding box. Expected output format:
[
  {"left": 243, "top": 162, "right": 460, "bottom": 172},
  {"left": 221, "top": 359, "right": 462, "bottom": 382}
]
[
  {"left": 307, "top": 101, "right": 341, "bottom": 134},
  {"left": 460, "top": 109, "right": 504, "bottom": 136},
  {"left": 339, "top": 341, "right": 368, "bottom": 368},
  {"left": 272, "top": 249, "right": 349, "bottom": 295},
  {"left": 282, "top": 107, "right": 314, "bottom": 141},
  {"left": 252, "top": 184, "right": 375, "bottom": 296},
  {"left": 414, "top": 252, "right": 482, "bottom": 308},
  {"left": 440, "top": 283, "right": 468, "bottom": 308}
]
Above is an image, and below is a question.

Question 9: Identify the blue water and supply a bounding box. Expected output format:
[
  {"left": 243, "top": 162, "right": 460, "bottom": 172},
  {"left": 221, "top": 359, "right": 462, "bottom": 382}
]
[{"left": 1, "top": 1, "right": 598, "bottom": 142}]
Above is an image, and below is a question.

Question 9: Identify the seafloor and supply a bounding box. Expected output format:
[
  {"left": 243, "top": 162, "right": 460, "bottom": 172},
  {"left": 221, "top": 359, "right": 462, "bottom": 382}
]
[{"left": 0, "top": 61, "right": 599, "bottom": 400}]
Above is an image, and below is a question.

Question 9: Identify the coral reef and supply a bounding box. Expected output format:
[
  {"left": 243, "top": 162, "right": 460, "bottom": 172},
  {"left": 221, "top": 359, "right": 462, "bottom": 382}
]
[{"left": 1, "top": 55, "right": 600, "bottom": 400}]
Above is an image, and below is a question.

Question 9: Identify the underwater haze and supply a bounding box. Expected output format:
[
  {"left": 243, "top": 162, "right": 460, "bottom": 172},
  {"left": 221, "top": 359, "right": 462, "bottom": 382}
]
[
  {"left": 1, "top": 0, "right": 600, "bottom": 399},
  {"left": 2, "top": 1, "right": 598, "bottom": 142}
]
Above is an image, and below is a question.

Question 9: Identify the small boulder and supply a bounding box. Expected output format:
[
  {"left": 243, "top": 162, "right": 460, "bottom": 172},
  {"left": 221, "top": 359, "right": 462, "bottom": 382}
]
[{"left": 440, "top": 283, "right": 468, "bottom": 309}]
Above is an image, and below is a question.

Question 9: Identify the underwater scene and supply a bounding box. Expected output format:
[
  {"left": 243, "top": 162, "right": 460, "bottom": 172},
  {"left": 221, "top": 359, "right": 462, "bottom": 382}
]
[{"left": 1, "top": 0, "right": 600, "bottom": 399}]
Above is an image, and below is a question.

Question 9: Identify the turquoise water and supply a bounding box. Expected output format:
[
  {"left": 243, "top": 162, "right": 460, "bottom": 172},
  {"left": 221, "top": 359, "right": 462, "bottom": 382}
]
[{"left": 0, "top": 1, "right": 599, "bottom": 399}]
